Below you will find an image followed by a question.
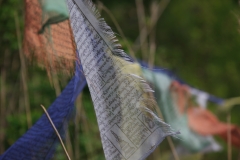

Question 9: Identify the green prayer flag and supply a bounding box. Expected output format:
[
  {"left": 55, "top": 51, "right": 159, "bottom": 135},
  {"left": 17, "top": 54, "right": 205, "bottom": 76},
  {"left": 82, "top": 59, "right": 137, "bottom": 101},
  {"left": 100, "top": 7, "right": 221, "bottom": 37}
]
[
  {"left": 39, "top": 0, "right": 69, "bottom": 33},
  {"left": 142, "top": 68, "right": 220, "bottom": 153}
]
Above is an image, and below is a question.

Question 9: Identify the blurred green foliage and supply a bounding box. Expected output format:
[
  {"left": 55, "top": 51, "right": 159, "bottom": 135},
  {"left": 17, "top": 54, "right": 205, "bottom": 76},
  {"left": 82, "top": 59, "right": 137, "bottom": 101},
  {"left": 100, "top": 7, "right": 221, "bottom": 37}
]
[{"left": 0, "top": 0, "right": 239, "bottom": 159}]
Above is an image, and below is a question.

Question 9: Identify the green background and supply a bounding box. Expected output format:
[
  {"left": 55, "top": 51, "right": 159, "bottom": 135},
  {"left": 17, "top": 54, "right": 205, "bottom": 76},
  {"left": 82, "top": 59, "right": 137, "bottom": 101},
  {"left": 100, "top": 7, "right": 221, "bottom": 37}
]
[{"left": 0, "top": 0, "right": 239, "bottom": 159}]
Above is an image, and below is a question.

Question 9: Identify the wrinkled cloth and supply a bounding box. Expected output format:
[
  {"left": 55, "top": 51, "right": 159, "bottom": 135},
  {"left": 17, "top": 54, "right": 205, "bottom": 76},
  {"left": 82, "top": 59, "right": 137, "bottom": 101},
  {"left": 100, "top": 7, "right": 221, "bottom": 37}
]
[
  {"left": 40, "top": 0, "right": 69, "bottom": 29},
  {"left": 188, "top": 107, "right": 240, "bottom": 148},
  {"left": 142, "top": 69, "right": 220, "bottom": 153},
  {"left": 171, "top": 81, "right": 240, "bottom": 148},
  {"left": 0, "top": 62, "right": 86, "bottom": 159},
  {"left": 24, "top": 0, "right": 76, "bottom": 74},
  {"left": 139, "top": 61, "right": 224, "bottom": 105}
]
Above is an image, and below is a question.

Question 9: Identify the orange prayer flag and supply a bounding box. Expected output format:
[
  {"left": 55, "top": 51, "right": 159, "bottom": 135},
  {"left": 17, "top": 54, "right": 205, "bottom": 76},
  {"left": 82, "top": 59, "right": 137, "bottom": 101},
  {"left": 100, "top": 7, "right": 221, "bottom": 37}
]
[
  {"left": 24, "top": 0, "right": 76, "bottom": 75},
  {"left": 188, "top": 107, "right": 240, "bottom": 148},
  {"left": 170, "top": 80, "right": 240, "bottom": 148}
]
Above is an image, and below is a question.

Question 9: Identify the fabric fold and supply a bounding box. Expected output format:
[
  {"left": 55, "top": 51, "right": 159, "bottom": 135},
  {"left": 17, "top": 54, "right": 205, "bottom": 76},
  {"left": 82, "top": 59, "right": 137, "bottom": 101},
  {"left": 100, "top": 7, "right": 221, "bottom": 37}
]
[
  {"left": 188, "top": 107, "right": 240, "bottom": 148},
  {"left": 24, "top": 0, "right": 76, "bottom": 74},
  {"left": 65, "top": 0, "right": 177, "bottom": 159},
  {"left": 171, "top": 80, "right": 240, "bottom": 149},
  {"left": 142, "top": 68, "right": 221, "bottom": 153},
  {"left": 0, "top": 63, "right": 86, "bottom": 160}
]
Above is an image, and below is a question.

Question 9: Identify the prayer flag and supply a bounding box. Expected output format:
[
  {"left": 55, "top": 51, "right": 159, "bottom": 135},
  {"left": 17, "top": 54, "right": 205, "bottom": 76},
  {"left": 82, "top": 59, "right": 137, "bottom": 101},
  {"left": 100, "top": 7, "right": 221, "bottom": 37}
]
[
  {"left": 66, "top": 0, "right": 177, "bottom": 159},
  {"left": 0, "top": 62, "right": 86, "bottom": 159}
]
